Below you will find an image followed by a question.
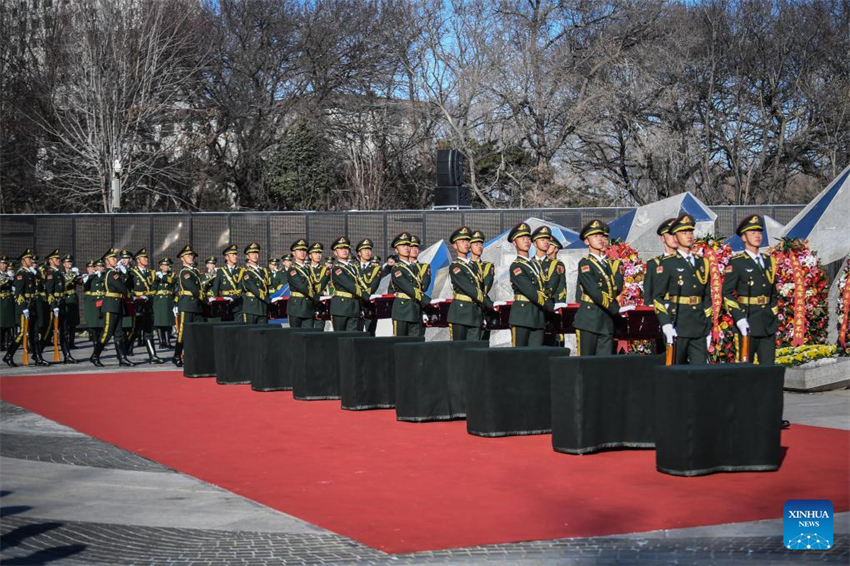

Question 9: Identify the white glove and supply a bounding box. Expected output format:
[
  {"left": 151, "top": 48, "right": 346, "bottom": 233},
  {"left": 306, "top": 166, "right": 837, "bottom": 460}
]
[
  {"left": 224, "top": 296, "right": 234, "bottom": 302},
  {"left": 662, "top": 324, "right": 677, "bottom": 345},
  {"left": 23, "top": 309, "right": 30, "bottom": 320},
  {"left": 553, "top": 302, "right": 568, "bottom": 310},
  {"left": 493, "top": 301, "right": 507, "bottom": 307},
  {"left": 320, "top": 295, "right": 332, "bottom": 301},
  {"left": 736, "top": 318, "right": 750, "bottom": 336},
  {"left": 139, "top": 295, "right": 148, "bottom": 301},
  {"left": 370, "top": 294, "right": 382, "bottom": 300},
  {"left": 157, "top": 272, "right": 163, "bottom": 279},
  {"left": 53, "top": 307, "right": 59, "bottom": 317},
  {"left": 430, "top": 298, "right": 445, "bottom": 304},
  {"left": 71, "top": 267, "right": 79, "bottom": 274},
  {"left": 271, "top": 296, "right": 281, "bottom": 303},
  {"left": 706, "top": 334, "right": 712, "bottom": 349},
  {"left": 118, "top": 264, "right": 127, "bottom": 273},
  {"left": 618, "top": 305, "right": 636, "bottom": 315},
  {"left": 172, "top": 307, "right": 179, "bottom": 316},
  {"left": 82, "top": 274, "right": 89, "bottom": 283},
  {"left": 422, "top": 314, "right": 429, "bottom": 325}
]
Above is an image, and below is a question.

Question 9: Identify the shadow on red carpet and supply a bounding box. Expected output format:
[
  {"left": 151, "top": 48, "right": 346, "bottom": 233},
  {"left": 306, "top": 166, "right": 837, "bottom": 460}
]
[{"left": 1, "top": 370, "right": 847, "bottom": 553}]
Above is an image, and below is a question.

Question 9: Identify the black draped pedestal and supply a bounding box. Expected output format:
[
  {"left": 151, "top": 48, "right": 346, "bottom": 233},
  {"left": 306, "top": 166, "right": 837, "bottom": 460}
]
[
  {"left": 183, "top": 321, "right": 242, "bottom": 378},
  {"left": 465, "top": 347, "right": 569, "bottom": 437},
  {"left": 394, "top": 341, "right": 489, "bottom": 422},
  {"left": 251, "top": 327, "right": 323, "bottom": 392},
  {"left": 655, "top": 364, "right": 785, "bottom": 476},
  {"left": 549, "top": 354, "right": 664, "bottom": 454},
  {"left": 291, "top": 331, "right": 367, "bottom": 400},
  {"left": 214, "top": 325, "right": 269, "bottom": 385},
  {"left": 338, "top": 336, "right": 424, "bottom": 410}
]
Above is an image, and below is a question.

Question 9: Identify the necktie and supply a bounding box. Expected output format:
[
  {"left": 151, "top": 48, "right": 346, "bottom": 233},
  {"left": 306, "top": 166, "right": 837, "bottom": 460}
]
[{"left": 757, "top": 256, "right": 764, "bottom": 269}]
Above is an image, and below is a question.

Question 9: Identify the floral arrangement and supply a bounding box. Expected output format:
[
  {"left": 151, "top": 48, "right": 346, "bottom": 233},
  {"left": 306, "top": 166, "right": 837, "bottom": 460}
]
[
  {"left": 606, "top": 240, "right": 652, "bottom": 354},
  {"left": 692, "top": 235, "right": 736, "bottom": 364},
  {"left": 836, "top": 259, "right": 850, "bottom": 356},
  {"left": 776, "top": 344, "right": 837, "bottom": 367},
  {"left": 770, "top": 238, "right": 829, "bottom": 348}
]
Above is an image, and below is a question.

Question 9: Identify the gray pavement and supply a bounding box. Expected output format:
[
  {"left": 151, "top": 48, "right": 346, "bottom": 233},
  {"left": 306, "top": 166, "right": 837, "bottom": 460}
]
[{"left": 1, "top": 346, "right": 849, "bottom": 564}]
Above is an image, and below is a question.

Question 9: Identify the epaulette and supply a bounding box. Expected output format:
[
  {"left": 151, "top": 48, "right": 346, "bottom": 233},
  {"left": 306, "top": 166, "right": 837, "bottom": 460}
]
[
  {"left": 660, "top": 254, "right": 678, "bottom": 262},
  {"left": 732, "top": 252, "right": 747, "bottom": 259}
]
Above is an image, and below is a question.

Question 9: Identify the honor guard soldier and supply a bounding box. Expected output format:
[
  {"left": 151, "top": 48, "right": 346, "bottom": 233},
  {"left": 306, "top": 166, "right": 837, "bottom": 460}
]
[
  {"left": 507, "top": 223, "right": 553, "bottom": 346},
  {"left": 84, "top": 260, "right": 106, "bottom": 346},
  {"left": 390, "top": 232, "right": 430, "bottom": 337},
  {"left": 203, "top": 256, "right": 218, "bottom": 299},
  {"left": 574, "top": 220, "right": 633, "bottom": 355},
  {"left": 61, "top": 255, "right": 82, "bottom": 350},
  {"left": 469, "top": 230, "right": 494, "bottom": 341},
  {"left": 281, "top": 254, "right": 293, "bottom": 287},
  {"left": 409, "top": 235, "right": 431, "bottom": 294},
  {"left": 329, "top": 237, "right": 362, "bottom": 331},
  {"left": 268, "top": 258, "right": 285, "bottom": 295},
  {"left": 355, "top": 239, "right": 382, "bottom": 335},
  {"left": 90, "top": 248, "right": 135, "bottom": 367},
  {"left": 117, "top": 250, "right": 137, "bottom": 354},
  {"left": 241, "top": 242, "right": 271, "bottom": 324},
  {"left": 43, "top": 249, "right": 76, "bottom": 363},
  {"left": 4, "top": 249, "right": 48, "bottom": 366},
  {"left": 153, "top": 258, "right": 175, "bottom": 349},
  {"left": 642, "top": 218, "right": 678, "bottom": 306},
  {"left": 127, "top": 248, "right": 164, "bottom": 364},
  {"left": 34, "top": 255, "right": 51, "bottom": 359},
  {"left": 286, "top": 239, "right": 319, "bottom": 328},
  {"left": 0, "top": 255, "right": 14, "bottom": 351},
  {"left": 544, "top": 236, "right": 567, "bottom": 346},
  {"left": 80, "top": 260, "right": 97, "bottom": 344},
  {"left": 212, "top": 244, "right": 243, "bottom": 320},
  {"left": 722, "top": 215, "right": 779, "bottom": 365},
  {"left": 173, "top": 245, "right": 204, "bottom": 366},
  {"left": 448, "top": 227, "right": 491, "bottom": 341},
  {"left": 651, "top": 214, "right": 712, "bottom": 364},
  {"left": 308, "top": 243, "right": 330, "bottom": 298}
]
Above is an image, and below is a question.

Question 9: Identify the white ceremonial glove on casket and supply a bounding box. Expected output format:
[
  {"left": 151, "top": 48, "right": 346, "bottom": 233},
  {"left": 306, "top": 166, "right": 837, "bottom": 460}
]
[
  {"left": 736, "top": 318, "right": 750, "bottom": 336},
  {"left": 662, "top": 324, "right": 677, "bottom": 345},
  {"left": 553, "top": 302, "right": 568, "bottom": 310},
  {"left": 618, "top": 305, "right": 636, "bottom": 316},
  {"left": 224, "top": 296, "right": 234, "bottom": 302},
  {"left": 422, "top": 314, "right": 429, "bottom": 325},
  {"left": 492, "top": 301, "right": 507, "bottom": 307},
  {"left": 369, "top": 294, "right": 382, "bottom": 300},
  {"left": 706, "top": 334, "right": 712, "bottom": 349}
]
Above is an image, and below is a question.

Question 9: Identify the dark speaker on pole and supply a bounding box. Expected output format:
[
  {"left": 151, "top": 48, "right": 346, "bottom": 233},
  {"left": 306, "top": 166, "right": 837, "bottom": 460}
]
[{"left": 436, "top": 149, "right": 464, "bottom": 187}]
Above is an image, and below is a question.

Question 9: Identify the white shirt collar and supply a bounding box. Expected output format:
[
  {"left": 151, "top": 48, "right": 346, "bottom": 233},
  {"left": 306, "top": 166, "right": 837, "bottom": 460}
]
[
  {"left": 678, "top": 249, "right": 694, "bottom": 261},
  {"left": 590, "top": 252, "right": 607, "bottom": 263},
  {"left": 745, "top": 249, "right": 761, "bottom": 261}
]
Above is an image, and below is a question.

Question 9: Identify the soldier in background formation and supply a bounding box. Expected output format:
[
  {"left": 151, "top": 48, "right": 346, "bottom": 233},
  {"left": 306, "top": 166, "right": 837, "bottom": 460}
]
[
  {"left": 355, "top": 239, "right": 382, "bottom": 335},
  {"left": 389, "top": 232, "right": 431, "bottom": 337},
  {"left": 643, "top": 218, "right": 678, "bottom": 307},
  {"left": 241, "top": 242, "right": 271, "bottom": 324},
  {"left": 127, "top": 248, "right": 164, "bottom": 364},
  {"left": 3, "top": 249, "right": 49, "bottom": 366},
  {"left": 172, "top": 245, "right": 203, "bottom": 367},
  {"left": 154, "top": 258, "right": 175, "bottom": 348},
  {"left": 1, "top": 255, "right": 15, "bottom": 351},
  {"left": 447, "top": 227, "right": 491, "bottom": 341}
]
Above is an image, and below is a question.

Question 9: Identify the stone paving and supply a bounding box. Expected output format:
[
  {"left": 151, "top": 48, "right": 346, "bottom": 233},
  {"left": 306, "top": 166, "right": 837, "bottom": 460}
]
[{"left": 1, "top": 349, "right": 849, "bottom": 565}]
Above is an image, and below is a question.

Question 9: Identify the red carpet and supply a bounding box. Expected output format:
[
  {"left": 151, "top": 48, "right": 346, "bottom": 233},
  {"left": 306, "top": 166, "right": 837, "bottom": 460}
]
[{"left": 1, "top": 371, "right": 848, "bottom": 553}]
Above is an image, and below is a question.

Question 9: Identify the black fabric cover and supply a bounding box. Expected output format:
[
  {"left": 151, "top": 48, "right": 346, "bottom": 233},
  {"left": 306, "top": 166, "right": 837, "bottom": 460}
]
[
  {"left": 251, "top": 327, "right": 323, "bottom": 391},
  {"left": 291, "top": 331, "right": 367, "bottom": 400},
  {"left": 465, "top": 347, "right": 569, "bottom": 437},
  {"left": 338, "top": 336, "right": 424, "bottom": 410},
  {"left": 655, "top": 364, "right": 784, "bottom": 476},
  {"left": 549, "top": 354, "right": 664, "bottom": 454},
  {"left": 183, "top": 321, "right": 242, "bottom": 378},
  {"left": 394, "top": 341, "right": 489, "bottom": 422},
  {"left": 214, "top": 325, "right": 264, "bottom": 385}
]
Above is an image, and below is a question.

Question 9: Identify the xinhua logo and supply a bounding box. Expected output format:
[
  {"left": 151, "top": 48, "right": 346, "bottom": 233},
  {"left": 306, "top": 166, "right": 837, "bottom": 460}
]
[{"left": 784, "top": 500, "right": 833, "bottom": 550}]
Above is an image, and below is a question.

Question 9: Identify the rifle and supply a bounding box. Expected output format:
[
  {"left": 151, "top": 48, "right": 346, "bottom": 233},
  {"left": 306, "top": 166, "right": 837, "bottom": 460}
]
[
  {"left": 22, "top": 316, "right": 29, "bottom": 366},
  {"left": 666, "top": 284, "right": 680, "bottom": 367},
  {"left": 53, "top": 311, "right": 60, "bottom": 362},
  {"left": 740, "top": 263, "right": 754, "bottom": 363}
]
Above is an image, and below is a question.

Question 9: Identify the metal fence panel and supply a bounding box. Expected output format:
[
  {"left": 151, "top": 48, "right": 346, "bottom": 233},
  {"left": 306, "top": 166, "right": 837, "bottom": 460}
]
[
  {"left": 114, "top": 215, "right": 152, "bottom": 258},
  {"left": 346, "top": 213, "right": 386, "bottom": 259},
  {"left": 230, "top": 213, "right": 268, "bottom": 258},
  {"left": 74, "top": 216, "right": 104, "bottom": 264},
  {"left": 35, "top": 216, "right": 74, "bottom": 258},
  {"left": 191, "top": 214, "right": 230, "bottom": 261},
  {"left": 462, "top": 211, "right": 503, "bottom": 241},
  {"left": 424, "top": 211, "right": 463, "bottom": 246},
  {"left": 270, "top": 213, "right": 308, "bottom": 257},
  {"left": 386, "top": 212, "right": 425, "bottom": 256},
  {"left": 153, "top": 214, "right": 190, "bottom": 262},
  {"left": 306, "top": 213, "right": 346, "bottom": 252}
]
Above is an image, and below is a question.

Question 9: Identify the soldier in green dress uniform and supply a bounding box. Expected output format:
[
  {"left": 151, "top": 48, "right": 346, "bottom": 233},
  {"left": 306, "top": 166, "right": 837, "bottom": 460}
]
[
  {"left": 308, "top": 243, "right": 330, "bottom": 300},
  {"left": 722, "top": 215, "right": 779, "bottom": 365},
  {"left": 286, "top": 239, "right": 318, "bottom": 328},
  {"left": 43, "top": 249, "right": 77, "bottom": 363},
  {"left": 172, "top": 245, "right": 204, "bottom": 367},
  {"left": 328, "top": 237, "right": 362, "bottom": 331},
  {"left": 127, "top": 248, "right": 164, "bottom": 364},
  {"left": 390, "top": 232, "right": 430, "bottom": 337},
  {"left": 0, "top": 255, "right": 14, "bottom": 351},
  {"left": 240, "top": 242, "right": 271, "bottom": 324},
  {"left": 116, "top": 250, "right": 138, "bottom": 354},
  {"left": 89, "top": 248, "right": 134, "bottom": 367},
  {"left": 507, "top": 223, "right": 552, "bottom": 346},
  {"left": 61, "top": 255, "right": 82, "bottom": 350},
  {"left": 84, "top": 260, "right": 105, "bottom": 345},
  {"left": 447, "top": 227, "right": 491, "bottom": 341},
  {"left": 280, "top": 254, "right": 293, "bottom": 290},
  {"left": 355, "top": 239, "right": 382, "bottom": 335},
  {"left": 574, "top": 220, "right": 633, "bottom": 356},
  {"left": 651, "top": 214, "right": 712, "bottom": 364},
  {"left": 211, "top": 244, "right": 243, "bottom": 321},
  {"left": 469, "top": 230, "right": 494, "bottom": 342},
  {"left": 409, "top": 235, "right": 432, "bottom": 295},
  {"left": 4, "top": 249, "right": 49, "bottom": 366},
  {"left": 642, "top": 218, "right": 678, "bottom": 308},
  {"left": 543, "top": 236, "right": 568, "bottom": 347},
  {"left": 203, "top": 256, "right": 218, "bottom": 300},
  {"left": 34, "top": 257, "right": 51, "bottom": 358},
  {"left": 268, "top": 258, "right": 285, "bottom": 296},
  {"left": 153, "top": 258, "right": 175, "bottom": 348}
]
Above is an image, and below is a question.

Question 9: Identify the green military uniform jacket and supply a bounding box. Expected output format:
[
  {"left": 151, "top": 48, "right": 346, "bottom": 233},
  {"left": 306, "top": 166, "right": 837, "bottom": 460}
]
[
  {"left": 390, "top": 261, "right": 429, "bottom": 323},
  {"left": 83, "top": 273, "right": 105, "bottom": 329},
  {"left": 63, "top": 270, "right": 80, "bottom": 309},
  {"left": 415, "top": 262, "right": 432, "bottom": 295},
  {"left": 286, "top": 263, "right": 314, "bottom": 319},
  {"left": 473, "top": 260, "right": 494, "bottom": 297},
  {"left": 448, "top": 258, "right": 489, "bottom": 327},
  {"left": 542, "top": 258, "right": 566, "bottom": 302},
  {"left": 330, "top": 261, "right": 362, "bottom": 318},
  {"left": 35, "top": 266, "right": 49, "bottom": 325},
  {"left": 101, "top": 267, "right": 129, "bottom": 314},
  {"left": 509, "top": 256, "right": 552, "bottom": 329},
  {"left": 241, "top": 264, "right": 270, "bottom": 317},
  {"left": 269, "top": 270, "right": 286, "bottom": 295},
  {"left": 309, "top": 263, "right": 330, "bottom": 299},
  {"left": 129, "top": 267, "right": 155, "bottom": 299},
  {"left": 722, "top": 251, "right": 778, "bottom": 337},
  {"left": 651, "top": 252, "right": 712, "bottom": 338},
  {"left": 176, "top": 266, "right": 203, "bottom": 314},
  {"left": 0, "top": 269, "right": 14, "bottom": 327},
  {"left": 43, "top": 266, "right": 65, "bottom": 310},
  {"left": 212, "top": 265, "right": 244, "bottom": 315},
  {"left": 642, "top": 254, "right": 670, "bottom": 307},
  {"left": 358, "top": 262, "right": 382, "bottom": 297},
  {"left": 573, "top": 255, "right": 624, "bottom": 335},
  {"left": 153, "top": 271, "right": 175, "bottom": 327},
  {"left": 13, "top": 267, "right": 38, "bottom": 315}
]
